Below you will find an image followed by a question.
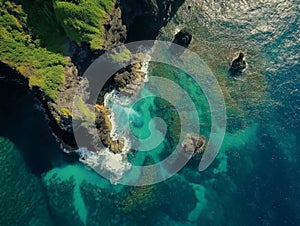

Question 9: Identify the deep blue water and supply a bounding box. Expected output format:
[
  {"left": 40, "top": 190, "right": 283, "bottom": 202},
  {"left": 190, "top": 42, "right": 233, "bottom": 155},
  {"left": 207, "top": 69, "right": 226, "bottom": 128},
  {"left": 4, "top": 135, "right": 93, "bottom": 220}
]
[
  {"left": 0, "top": 1, "right": 300, "bottom": 225},
  {"left": 0, "top": 62, "right": 299, "bottom": 225}
]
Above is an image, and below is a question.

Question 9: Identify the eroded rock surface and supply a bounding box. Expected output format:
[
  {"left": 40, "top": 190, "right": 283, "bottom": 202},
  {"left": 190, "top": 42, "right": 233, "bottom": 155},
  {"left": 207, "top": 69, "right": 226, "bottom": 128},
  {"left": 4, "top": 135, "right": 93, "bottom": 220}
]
[
  {"left": 95, "top": 104, "right": 124, "bottom": 154},
  {"left": 120, "top": 0, "right": 184, "bottom": 41},
  {"left": 229, "top": 52, "right": 247, "bottom": 76},
  {"left": 114, "top": 54, "right": 146, "bottom": 97},
  {"left": 182, "top": 134, "right": 206, "bottom": 158},
  {"left": 173, "top": 29, "right": 192, "bottom": 48}
]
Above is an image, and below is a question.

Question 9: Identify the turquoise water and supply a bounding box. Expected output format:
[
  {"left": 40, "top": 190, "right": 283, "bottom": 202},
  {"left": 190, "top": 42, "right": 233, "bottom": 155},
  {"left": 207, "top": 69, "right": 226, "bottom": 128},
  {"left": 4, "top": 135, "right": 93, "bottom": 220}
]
[
  {"left": 1, "top": 1, "right": 300, "bottom": 225},
  {"left": 2, "top": 53, "right": 298, "bottom": 225}
]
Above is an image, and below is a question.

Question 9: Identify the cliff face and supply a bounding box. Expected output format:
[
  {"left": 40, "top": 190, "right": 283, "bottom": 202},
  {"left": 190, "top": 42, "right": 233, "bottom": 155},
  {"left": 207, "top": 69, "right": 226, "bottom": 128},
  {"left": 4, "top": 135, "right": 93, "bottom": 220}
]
[
  {"left": 0, "top": 0, "right": 183, "bottom": 152},
  {"left": 119, "top": 0, "right": 184, "bottom": 42}
]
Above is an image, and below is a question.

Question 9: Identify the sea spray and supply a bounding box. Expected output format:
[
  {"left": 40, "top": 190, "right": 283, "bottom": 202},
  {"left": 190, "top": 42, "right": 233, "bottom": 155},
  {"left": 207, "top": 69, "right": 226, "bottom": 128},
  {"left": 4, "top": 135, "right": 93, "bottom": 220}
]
[
  {"left": 75, "top": 147, "right": 131, "bottom": 184},
  {"left": 74, "top": 51, "right": 153, "bottom": 184}
]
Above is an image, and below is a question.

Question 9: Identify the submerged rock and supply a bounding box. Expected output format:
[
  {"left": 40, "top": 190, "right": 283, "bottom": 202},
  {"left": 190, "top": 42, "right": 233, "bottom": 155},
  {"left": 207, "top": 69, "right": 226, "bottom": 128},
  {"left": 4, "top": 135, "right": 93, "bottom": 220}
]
[{"left": 229, "top": 52, "right": 247, "bottom": 76}]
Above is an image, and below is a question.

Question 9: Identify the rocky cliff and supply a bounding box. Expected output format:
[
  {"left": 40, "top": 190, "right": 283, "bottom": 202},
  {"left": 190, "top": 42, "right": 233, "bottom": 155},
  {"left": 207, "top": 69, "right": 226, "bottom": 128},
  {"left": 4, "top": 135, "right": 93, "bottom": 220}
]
[
  {"left": 0, "top": 0, "right": 189, "bottom": 153},
  {"left": 120, "top": 0, "right": 184, "bottom": 42}
]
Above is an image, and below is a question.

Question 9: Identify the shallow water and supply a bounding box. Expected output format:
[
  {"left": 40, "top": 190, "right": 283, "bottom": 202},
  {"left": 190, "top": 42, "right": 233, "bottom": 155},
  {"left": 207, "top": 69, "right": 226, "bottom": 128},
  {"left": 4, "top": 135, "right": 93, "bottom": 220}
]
[{"left": 0, "top": 0, "right": 300, "bottom": 225}]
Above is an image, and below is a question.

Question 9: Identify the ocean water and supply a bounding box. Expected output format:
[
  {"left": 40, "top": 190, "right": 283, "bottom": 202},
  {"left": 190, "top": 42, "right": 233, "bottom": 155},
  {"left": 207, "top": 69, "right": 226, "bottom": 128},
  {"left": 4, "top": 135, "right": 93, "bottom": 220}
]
[{"left": 1, "top": 1, "right": 300, "bottom": 225}]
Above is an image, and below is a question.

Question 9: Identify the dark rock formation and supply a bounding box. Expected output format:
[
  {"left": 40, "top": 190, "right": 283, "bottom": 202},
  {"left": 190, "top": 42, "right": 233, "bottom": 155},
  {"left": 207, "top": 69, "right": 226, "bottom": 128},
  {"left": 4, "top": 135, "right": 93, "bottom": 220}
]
[
  {"left": 169, "top": 28, "right": 192, "bottom": 56},
  {"left": 94, "top": 53, "right": 147, "bottom": 153},
  {"left": 0, "top": 61, "right": 78, "bottom": 149},
  {"left": 104, "top": 6, "right": 127, "bottom": 49},
  {"left": 113, "top": 54, "right": 146, "bottom": 97},
  {"left": 97, "top": 53, "right": 147, "bottom": 101},
  {"left": 229, "top": 52, "right": 247, "bottom": 76},
  {"left": 1, "top": 0, "right": 182, "bottom": 154},
  {"left": 173, "top": 29, "right": 192, "bottom": 48},
  {"left": 120, "top": 0, "right": 185, "bottom": 42},
  {"left": 64, "top": 6, "right": 127, "bottom": 76}
]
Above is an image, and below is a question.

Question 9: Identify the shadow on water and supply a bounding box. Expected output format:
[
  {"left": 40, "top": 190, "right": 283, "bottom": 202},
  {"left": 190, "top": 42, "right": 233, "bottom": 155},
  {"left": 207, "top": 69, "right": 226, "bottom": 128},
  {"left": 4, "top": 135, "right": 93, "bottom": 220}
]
[
  {"left": 0, "top": 78, "right": 77, "bottom": 176},
  {"left": 120, "top": 0, "right": 185, "bottom": 42}
]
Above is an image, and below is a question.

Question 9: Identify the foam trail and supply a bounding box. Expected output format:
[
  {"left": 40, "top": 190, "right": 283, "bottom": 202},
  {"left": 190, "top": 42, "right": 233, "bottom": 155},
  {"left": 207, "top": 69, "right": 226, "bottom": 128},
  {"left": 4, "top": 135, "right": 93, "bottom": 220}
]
[
  {"left": 75, "top": 50, "right": 153, "bottom": 184},
  {"left": 75, "top": 147, "right": 131, "bottom": 184}
]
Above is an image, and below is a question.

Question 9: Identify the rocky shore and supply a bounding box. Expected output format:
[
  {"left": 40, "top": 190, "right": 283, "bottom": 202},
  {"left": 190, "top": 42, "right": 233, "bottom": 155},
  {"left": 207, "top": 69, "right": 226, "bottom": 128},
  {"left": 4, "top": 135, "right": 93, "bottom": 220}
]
[
  {"left": 0, "top": 0, "right": 209, "bottom": 157},
  {"left": 95, "top": 53, "right": 148, "bottom": 154}
]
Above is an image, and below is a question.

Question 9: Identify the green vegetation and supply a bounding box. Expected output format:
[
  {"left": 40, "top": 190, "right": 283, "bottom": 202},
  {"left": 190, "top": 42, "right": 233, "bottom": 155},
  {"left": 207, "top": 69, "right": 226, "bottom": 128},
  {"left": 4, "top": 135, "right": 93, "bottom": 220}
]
[
  {"left": 52, "top": 0, "right": 115, "bottom": 50},
  {"left": 22, "top": 0, "right": 67, "bottom": 53},
  {"left": 0, "top": 1, "right": 66, "bottom": 99},
  {"left": 0, "top": 0, "right": 115, "bottom": 99},
  {"left": 110, "top": 48, "right": 132, "bottom": 63},
  {"left": 73, "top": 97, "right": 95, "bottom": 124},
  {"left": 60, "top": 107, "right": 72, "bottom": 117}
]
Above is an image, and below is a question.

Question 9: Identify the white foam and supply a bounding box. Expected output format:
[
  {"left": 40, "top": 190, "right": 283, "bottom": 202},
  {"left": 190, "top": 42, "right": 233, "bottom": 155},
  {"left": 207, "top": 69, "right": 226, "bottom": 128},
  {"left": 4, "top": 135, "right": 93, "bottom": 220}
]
[
  {"left": 104, "top": 50, "right": 153, "bottom": 149},
  {"left": 75, "top": 50, "right": 153, "bottom": 184},
  {"left": 75, "top": 147, "right": 131, "bottom": 184},
  {"left": 140, "top": 52, "right": 152, "bottom": 82}
]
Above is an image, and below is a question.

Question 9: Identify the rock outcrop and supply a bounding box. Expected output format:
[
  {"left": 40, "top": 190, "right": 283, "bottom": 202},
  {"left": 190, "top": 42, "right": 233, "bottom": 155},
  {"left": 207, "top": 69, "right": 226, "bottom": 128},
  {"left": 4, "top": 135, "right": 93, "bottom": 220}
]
[
  {"left": 0, "top": 0, "right": 180, "bottom": 154},
  {"left": 182, "top": 134, "right": 206, "bottom": 158},
  {"left": 173, "top": 29, "right": 192, "bottom": 48},
  {"left": 229, "top": 52, "right": 247, "bottom": 76},
  {"left": 32, "top": 3, "right": 128, "bottom": 151},
  {"left": 48, "top": 60, "right": 80, "bottom": 135},
  {"left": 120, "top": 0, "right": 185, "bottom": 41},
  {"left": 104, "top": 6, "right": 127, "bottom": 49},
  {"left": 169, "top": 28, "right": 192, "bottom": 56},
  {"left": 95, "top": 104, "right": 124, "bottom": 153},
  {"left": 93, "top": 53, "right": 147, "bottom": 153},
  {"left": 113, "top": 53, "right": 146, "bottom": 97},
  {"left": 64, "top": 6, "right": 127, "bottom": 75}
]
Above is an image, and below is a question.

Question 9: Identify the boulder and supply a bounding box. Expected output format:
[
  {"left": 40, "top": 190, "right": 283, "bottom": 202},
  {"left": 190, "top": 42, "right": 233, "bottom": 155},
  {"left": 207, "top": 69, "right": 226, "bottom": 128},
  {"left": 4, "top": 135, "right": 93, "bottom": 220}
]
[
  {"left": 182, "top": 134, "right": 206, "bottom": 158},
  {"left": 229, "top": 52, "right": 247, "bottom": 76},
  {"left": 173, "top": 29, "right": 192, "bottom": 48}
]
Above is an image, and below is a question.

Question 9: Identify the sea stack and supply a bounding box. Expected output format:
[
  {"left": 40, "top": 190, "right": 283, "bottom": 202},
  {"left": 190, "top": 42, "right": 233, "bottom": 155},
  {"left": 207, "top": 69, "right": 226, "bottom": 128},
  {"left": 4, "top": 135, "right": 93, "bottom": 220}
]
[
  {"left": 229, "top": 52, "right": 247, "bottom": 76},
  {"left": 173, "top": 29, "right": 193, "bottom": 48},
  {"left": 182, "top": 134, "right": 206, "bottom": 159},
  {"left": 170, "top": 29, "right": 192, "bottom": 56}
]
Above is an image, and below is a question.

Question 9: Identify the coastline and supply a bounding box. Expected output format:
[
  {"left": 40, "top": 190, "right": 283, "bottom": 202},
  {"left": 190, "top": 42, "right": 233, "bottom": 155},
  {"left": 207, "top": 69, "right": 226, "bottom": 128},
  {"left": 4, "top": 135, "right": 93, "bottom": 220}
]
[
  {"left": 0, "top": 61, "right": 78, "bottom": 150},
  {"left": 104, "top": 52, "right": 152, "bottom": 150},
  {"left": 75, "top": 51, "right": 152, "bottom": 184}
]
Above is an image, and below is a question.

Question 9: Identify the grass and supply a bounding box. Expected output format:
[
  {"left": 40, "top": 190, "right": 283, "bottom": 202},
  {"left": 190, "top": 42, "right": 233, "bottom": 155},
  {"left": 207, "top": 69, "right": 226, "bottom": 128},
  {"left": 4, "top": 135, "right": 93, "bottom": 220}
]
[
  {"left": 22, "top": 0, "right": 67, "bottom": 53},
  {"left": 0, "top": 1, "right": 67, "bottom": 99},
  {"left": 0, "top": 0, "right": 116, "bottom": 99},
  {"left": 60, "top": 107, "right": 73, "bottom": 118},
  {"left": 53, "top": 0, "right": 115, "bottom": 50},
  {"left": 73, "top": 97, "right": 95, "bottom": 123},
  {"left": 110, "top": 48, "right": 132, "bottom": 63}
]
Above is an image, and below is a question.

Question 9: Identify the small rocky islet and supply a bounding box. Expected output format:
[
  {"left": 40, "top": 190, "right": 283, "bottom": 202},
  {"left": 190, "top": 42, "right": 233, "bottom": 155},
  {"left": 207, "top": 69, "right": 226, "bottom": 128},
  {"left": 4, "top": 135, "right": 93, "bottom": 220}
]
[
  {"left": 229, "top": 52, "right": 247, "bottom": 76},
  {"left": 0, "top": 0, "right": 298, "bottom": 225},
  {"left": 0, "top": 0, "right": 260, "bottom": 159}
]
